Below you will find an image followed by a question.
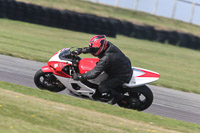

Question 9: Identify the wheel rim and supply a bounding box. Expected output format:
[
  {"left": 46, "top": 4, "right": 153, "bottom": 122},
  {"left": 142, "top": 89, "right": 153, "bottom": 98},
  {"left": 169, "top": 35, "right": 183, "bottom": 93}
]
[
  {"left": 129, "top": 92, "right": 147, "bottom": 109},
  {"left": 118, "top": 92, "right": 152, "bottom": 110}
]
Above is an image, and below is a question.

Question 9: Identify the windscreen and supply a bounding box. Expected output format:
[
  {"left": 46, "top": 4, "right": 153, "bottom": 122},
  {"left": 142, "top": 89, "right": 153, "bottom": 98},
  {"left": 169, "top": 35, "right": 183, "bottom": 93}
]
[{"left": 59, "top": 48, "right": 72, "bottom": 60}]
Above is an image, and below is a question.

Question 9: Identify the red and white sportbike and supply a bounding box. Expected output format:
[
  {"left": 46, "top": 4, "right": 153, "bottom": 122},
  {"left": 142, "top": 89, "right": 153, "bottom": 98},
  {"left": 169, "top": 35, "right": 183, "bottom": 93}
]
[{"left": 34, "top": 48, "right": 160, "bottom": 111}]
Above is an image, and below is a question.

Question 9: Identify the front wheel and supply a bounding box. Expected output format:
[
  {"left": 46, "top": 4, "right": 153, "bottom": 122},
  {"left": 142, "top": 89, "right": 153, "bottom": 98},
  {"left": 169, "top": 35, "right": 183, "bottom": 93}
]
[
  {"left": 117, "top": 85, "right": 153, "bottom": 111},
  {"left": 34, "top": 69, "right": 66, "bottom": 92}
]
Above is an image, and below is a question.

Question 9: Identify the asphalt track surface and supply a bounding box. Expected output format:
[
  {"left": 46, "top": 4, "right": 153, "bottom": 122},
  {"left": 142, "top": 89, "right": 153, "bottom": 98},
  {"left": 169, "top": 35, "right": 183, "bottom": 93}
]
[{"left": 1, "top": 54, "right": 200, "bottom": 125}]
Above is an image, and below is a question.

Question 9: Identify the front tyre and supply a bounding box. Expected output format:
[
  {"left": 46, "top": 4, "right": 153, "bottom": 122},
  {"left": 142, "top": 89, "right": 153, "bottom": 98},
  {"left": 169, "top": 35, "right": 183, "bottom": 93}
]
[
  {"left": 117, "top": 85, "right": 153, "bottom": 111},
  {"left": 34, "top": 69, "right": 66, "bottom": 92}
]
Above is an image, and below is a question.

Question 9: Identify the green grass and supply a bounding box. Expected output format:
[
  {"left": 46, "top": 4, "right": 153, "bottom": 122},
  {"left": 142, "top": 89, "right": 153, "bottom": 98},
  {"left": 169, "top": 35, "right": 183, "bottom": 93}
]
[
  {"left": 0, "top": 19, "right": 200, "bottom": 94},
  {"left": 17, "top": 0, "right": 200, "bottom": 36},
  {"left": 0, "top": 81, "right": 200, "bottom": 133}
]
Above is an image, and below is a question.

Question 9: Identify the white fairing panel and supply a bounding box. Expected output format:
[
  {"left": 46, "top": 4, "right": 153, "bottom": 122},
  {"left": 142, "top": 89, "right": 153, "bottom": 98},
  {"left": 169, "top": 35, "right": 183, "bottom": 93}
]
[
  {"left": 55, "top": 75, "right": 95, "bottom": 98},
  {"left": 49, "top": 53, "right": 63, "bottom": 62},
  {"left": 123, "top": 67, "right": 160, "bottom": 88},
  {"left": 49, "top": 48, "right": 72, "bottom": 64}
]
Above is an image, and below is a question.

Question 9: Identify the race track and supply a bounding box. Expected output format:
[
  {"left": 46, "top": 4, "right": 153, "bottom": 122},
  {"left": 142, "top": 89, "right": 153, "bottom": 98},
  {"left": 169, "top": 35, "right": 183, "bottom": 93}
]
[{"left": 0, "top": 54, "right": 200, "bottom": 125}]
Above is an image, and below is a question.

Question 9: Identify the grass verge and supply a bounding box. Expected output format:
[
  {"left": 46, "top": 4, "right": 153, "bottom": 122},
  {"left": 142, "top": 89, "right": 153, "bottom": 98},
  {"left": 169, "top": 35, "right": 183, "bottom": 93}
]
[
  {"left": 0, "top": 81, "right": 200, "bottom": 133},
  {"left": 0, "top": 19, "right": 200, "bottom": 94}
]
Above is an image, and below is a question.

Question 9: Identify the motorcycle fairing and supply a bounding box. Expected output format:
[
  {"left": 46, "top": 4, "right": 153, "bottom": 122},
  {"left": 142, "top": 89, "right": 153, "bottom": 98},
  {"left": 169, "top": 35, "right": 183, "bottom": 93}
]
[
  {"left": 55, "top": 75, "right": 95, "bottom": 98},
  {"left": 48, "top": 61, "right": 66, "bottom": 71},
  {"left": 49, "top": 48, "right": 72, "bottom": 64},
  {"left": 43, "top": 48, "right": 73, "bottom": 78},
  {"left": 124, "top": 67, "right": 160, "bottom": 88},
  {"left": 41, "top": 65, "right": 53, "bottom": 73},
  {"left": 41, "top": 64, "right": 71, "bottom": 78}
]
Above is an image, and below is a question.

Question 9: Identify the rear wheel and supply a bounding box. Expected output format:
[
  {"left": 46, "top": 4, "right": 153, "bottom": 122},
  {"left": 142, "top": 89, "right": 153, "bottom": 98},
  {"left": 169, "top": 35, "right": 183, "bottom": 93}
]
[
  {"left": 34, "top": 69, "right": 66, "bottom": 92},
  {"left": 117, "top": 85, "right": 153, "bottom": 111}
]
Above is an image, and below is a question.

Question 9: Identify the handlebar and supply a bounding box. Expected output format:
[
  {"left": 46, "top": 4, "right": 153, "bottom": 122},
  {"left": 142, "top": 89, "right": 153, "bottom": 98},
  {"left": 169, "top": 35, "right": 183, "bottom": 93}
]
[{"left": 70, "top": 51, "right": 81, "bottom": 67}]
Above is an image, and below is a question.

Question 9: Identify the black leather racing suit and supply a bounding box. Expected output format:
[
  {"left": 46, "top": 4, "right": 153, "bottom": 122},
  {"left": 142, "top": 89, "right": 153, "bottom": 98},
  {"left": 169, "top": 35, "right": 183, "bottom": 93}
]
[{"left": 81, "top": 41, "right": 133, "bottom": 98}]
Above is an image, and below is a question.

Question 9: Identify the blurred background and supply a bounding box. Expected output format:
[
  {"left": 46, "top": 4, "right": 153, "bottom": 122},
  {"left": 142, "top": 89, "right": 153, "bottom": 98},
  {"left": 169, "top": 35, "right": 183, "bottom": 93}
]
[{"left": 89, "top": 0, "right": 200, "bottom": 25}]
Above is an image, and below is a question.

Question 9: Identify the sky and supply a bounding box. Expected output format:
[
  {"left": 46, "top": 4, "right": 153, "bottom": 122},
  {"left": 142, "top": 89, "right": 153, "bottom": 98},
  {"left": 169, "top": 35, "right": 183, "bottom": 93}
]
[{"left": 88, "top": 0, "right": 200, "bottom": 25}]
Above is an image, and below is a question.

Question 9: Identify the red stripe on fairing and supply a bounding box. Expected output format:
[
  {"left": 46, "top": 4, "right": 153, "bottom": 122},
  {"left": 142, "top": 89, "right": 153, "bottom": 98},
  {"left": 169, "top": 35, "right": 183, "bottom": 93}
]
[
  {"left": 41, "top": 65, "right": 53, "bottom": 73},
  {"left": 137, "top": 69, "right": 160, "bottom": 78}
]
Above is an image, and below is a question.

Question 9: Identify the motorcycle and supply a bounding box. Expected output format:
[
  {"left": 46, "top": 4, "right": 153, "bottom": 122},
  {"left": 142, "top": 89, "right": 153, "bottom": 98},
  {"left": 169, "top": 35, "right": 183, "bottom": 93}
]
[{"left": 34, "top": 47, "right": 160, "bottom": 111}]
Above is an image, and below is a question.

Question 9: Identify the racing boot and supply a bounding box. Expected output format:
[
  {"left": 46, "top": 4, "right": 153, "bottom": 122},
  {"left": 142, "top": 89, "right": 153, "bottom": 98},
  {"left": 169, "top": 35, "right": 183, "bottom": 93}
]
[{"left": 108, "top": 90, "right": 124, "bottom": 105}]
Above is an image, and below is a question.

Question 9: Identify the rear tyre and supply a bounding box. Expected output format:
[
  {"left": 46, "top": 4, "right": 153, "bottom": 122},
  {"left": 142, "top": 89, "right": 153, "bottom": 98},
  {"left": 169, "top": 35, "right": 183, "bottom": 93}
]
[
  {"left": 34, "top": 69, "right": 66, "bottom": 92},
  {"left": 117, "top": 85, "right": 153, "bottom": 111}
]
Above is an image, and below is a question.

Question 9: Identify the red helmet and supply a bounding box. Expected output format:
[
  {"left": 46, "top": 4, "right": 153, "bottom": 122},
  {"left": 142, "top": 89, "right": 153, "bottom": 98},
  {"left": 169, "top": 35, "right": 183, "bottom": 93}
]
[{"left": 89, "top": 35, "right": 108, "bottom": 56}]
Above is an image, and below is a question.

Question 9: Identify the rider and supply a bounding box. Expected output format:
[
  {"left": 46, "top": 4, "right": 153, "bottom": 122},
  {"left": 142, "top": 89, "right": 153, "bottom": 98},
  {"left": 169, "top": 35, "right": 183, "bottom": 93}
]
[{"left": 73, "top": 35, "right": 133, "bottom": 104}]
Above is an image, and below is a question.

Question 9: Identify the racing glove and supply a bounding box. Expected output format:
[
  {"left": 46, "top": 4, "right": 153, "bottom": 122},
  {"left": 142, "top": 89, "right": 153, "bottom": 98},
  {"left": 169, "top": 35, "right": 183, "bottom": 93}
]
[
  {"left": 74, "top": 48, "right": 82, "bottom": 55},
  {"left": 81, "top": 47, "right": 90, "bottom": 54},
  {"left": 72, "top": 73, "right": 85, "bottom": 81},
  {"left": 73, "top": 47, "right": 90, "bottom": 55}
]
